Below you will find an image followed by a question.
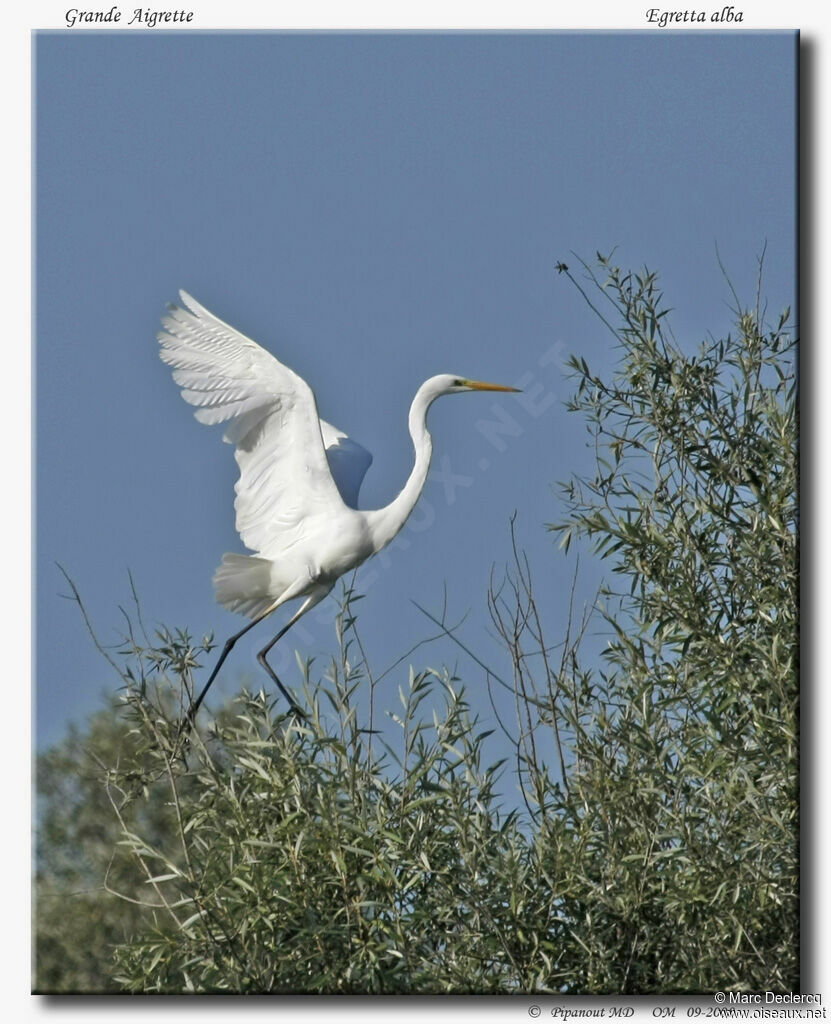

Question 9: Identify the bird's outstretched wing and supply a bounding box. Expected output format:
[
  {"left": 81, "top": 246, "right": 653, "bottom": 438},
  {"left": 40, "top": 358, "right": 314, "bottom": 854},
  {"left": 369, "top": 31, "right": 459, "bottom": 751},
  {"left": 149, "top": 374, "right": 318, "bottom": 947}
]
[
  {"left": 158, "top": 291, "right": 370, "bottom": 554},
  {"left": 319, "top": 422, "right": 373, "bottom": 509}
]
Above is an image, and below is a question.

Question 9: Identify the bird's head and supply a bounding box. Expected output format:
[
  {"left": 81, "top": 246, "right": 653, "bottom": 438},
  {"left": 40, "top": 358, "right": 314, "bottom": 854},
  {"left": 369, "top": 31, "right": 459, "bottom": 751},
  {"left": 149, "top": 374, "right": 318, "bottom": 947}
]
[
  {"left": 411, "top": 374, "right": 521, "bottom": 423},
  {"left": 427, "top": 374, "right": 521, "bottom": 397}
]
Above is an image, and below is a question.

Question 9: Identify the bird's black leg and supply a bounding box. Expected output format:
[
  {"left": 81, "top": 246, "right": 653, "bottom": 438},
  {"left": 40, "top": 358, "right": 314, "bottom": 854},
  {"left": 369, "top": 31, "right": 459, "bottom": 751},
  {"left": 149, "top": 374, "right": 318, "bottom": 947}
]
[
  {"left": 182, "top": 601, "right": 279, "bottom": 732},
  {"left": 257, "top": 617, "right": 308, "bottom": 720}
]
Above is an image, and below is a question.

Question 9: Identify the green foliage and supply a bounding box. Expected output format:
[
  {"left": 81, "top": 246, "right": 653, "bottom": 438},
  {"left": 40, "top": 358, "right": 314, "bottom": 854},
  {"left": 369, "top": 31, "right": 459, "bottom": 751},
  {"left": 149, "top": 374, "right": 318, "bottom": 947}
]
[
  {"left": 36, "top": 254, "right": 797, "bottom": 994},
  {"left": 44, "top": 613, "right": 533, "bottom": 994},
  {"left": 504, "top": 252, "right": 797, "bottom": 991},
  {"left": 35, "top": 695, "right": 187, "bottom": 992}
]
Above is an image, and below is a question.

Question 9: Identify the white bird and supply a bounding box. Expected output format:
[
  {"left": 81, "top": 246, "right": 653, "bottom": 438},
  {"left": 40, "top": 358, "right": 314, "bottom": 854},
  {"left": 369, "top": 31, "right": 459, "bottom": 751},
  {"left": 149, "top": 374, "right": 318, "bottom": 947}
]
[{"left": 159, "top": 291, "right": 519, "bottom": 722}]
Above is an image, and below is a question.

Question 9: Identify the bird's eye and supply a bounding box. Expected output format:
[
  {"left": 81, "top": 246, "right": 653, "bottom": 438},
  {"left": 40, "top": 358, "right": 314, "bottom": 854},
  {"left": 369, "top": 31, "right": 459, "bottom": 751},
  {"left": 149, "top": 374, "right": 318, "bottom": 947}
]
[{"left": 453, "top": 378, "right": 464, "bottom": 387}]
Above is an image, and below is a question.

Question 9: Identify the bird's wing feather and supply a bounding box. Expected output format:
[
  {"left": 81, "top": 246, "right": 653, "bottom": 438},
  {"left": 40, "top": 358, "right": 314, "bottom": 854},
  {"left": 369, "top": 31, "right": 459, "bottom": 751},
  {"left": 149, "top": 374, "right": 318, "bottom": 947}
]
[
  {"left": 319, "top": 421, "right": 373, "bottom": 509},
  {"left": 158, "top": 291, "right": 352, "bottom": 554}
]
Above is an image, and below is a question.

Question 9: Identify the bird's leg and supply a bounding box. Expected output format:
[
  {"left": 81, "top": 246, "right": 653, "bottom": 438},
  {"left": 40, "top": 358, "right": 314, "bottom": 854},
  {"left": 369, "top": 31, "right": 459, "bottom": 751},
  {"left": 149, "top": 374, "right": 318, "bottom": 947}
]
[
  {"left": 257, "top": 593, "right": 329, "bottom": 720},
  {"left": 182, "top": 599, "right": 280, "bottom": 731},
  {"left": 256, "top": 626, "right": 306, "bottom": 719},
  {"left": 256, "top": 599, "right": 321, "bottom": 720}
]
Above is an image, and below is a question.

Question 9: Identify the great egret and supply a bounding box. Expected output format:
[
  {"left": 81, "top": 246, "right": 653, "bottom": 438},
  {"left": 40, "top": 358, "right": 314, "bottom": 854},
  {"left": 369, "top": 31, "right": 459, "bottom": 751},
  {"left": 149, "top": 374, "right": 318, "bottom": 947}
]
[{"left": 159, "top": 291, "right": 519, "bottom": 722}]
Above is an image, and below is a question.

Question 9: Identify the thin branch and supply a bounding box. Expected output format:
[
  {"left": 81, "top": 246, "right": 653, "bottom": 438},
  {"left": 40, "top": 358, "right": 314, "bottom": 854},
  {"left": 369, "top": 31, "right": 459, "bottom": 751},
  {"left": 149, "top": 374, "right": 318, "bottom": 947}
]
[
  {"left": 57, "top": 564, "right": 123, "bottom": 678},
  {"left": 410, "top": 600, "right": 514, "bottom": 696}
]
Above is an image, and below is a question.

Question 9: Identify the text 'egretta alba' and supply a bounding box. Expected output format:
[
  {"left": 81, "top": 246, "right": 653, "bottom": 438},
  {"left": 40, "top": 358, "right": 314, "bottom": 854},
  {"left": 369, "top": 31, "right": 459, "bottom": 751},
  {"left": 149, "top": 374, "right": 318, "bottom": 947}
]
[{"left": 159, "top": 292, "right": 519, "bottom": 723}]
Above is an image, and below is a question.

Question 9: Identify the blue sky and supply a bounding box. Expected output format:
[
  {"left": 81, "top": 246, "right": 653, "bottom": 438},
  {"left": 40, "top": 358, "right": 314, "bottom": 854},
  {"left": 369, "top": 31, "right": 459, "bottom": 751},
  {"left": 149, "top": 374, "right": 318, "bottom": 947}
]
[{"left": 35, "top": 31, "right": 796, "bottom": 755}]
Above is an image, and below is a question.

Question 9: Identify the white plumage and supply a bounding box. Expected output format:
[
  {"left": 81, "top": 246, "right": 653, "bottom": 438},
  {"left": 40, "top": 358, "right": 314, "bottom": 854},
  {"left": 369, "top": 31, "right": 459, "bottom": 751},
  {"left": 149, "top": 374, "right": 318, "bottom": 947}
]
[{"left": 159, "top": 290, "right": 518, "bottom": 720}]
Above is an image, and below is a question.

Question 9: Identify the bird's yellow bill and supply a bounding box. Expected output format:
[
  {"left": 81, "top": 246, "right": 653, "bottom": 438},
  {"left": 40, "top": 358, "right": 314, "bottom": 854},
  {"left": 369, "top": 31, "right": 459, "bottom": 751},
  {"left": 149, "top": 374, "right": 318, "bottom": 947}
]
[{"left": 462, "top": 379, "right": 521, "bottom": 393}]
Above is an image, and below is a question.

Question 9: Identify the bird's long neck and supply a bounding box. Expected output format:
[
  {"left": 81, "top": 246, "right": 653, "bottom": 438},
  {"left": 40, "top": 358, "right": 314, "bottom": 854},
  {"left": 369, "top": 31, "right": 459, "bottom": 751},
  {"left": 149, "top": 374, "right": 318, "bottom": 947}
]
[{"left": 366, "top": 386, "right": 434, "bottom": 553}]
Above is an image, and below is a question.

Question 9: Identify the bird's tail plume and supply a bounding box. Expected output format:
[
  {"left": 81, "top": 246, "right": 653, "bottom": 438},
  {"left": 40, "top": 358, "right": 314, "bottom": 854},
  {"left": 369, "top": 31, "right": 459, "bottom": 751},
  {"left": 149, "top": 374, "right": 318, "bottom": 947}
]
[{"left": 213, "top": 553, "right": 274, "bottom": 619}]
